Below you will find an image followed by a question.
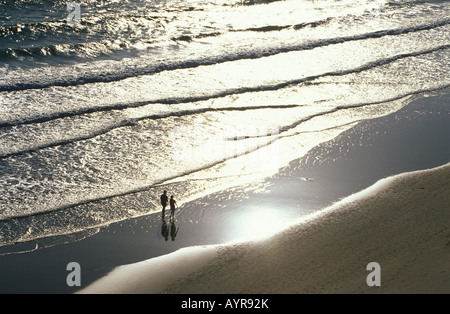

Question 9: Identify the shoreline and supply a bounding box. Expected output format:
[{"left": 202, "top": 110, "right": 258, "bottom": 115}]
[{"left": 0, "top": 92, "right": 449, "bottom": 293}]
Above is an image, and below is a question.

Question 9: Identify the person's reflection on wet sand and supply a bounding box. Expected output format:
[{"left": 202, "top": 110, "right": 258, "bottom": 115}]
[
  {"left": 170, "top": 220, "right": 179, "bottom": 241},
  {"left": 161, "top": 216, "right": 169, "bottom": 241}
]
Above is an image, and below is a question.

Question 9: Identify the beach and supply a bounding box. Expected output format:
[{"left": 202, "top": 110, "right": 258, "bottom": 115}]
[
  {"left": 1, "top": 92, "right": 448, "bottom": 294},
  {"left": 82, "top": 161, "right": 450, "bottom": 294},
  {"left": 78, "top": 92, "right": 450, "bottom": 294},
  {"left": 0, "top": 0, "right": 449, "bottom": 295}
]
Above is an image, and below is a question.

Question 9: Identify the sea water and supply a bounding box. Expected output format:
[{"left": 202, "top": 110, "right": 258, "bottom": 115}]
[{"left": 0, "top": 0, "right": 449, "bottom": 251}]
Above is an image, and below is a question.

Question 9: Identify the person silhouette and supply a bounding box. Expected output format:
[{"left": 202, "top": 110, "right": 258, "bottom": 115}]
[
  {"left": 161, "top": 216, "right": 169, "bottom": 241},
  {"left": 169, "top": 195, "right": 178, "bottom": 219},
  {"left": 170, "top": 220, "right": 179, "bottom": 241},
  {"left": 160, "top": 190, "right": 168, "bottom": 215}
]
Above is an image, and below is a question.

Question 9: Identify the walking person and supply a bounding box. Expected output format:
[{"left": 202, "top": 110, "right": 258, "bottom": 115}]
[
  {"left": 160, "top": 190, "right": 168, "bottom": 215},
  {"left": 169, "top": 195, "right": 178, "bottom": 220}
]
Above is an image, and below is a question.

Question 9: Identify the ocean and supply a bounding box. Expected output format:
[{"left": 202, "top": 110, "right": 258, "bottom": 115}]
[{"left": 0, "top": 0, "right": 449, "bottom": 254}]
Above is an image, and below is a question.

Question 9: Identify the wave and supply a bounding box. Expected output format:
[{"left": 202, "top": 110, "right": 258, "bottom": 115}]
[
  {"left": 387, "top": 0, "right": 449, "bottom": 7},
  {"left": 1, "top": 18, "right": 448, "bottom": 92},
  {"left": 0, "top": 104, "right": 301, "bottom": 160},
  {"left": 2, "top": 17, "right": 332, "bottom": 60},
  {"left": 240, "top": 0, "right": 282, "bottom": 6},
  {"left": 1, "top": 43, "right": 447, "bottom": 131},
  {"left": 0, "top": 39, "right": 139, "bottom": 65},
  {"left": 226, "top": 84, "right": 450, "bottom": 140},
  {"left": 235, "top": 17, "right": 332, "bottom": 33},
  {"left": 0, "top": 19, "right": 72, "bottom": 37},
  {"left": 0, "top": 16, "right": 165, "bottom": 63}
]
